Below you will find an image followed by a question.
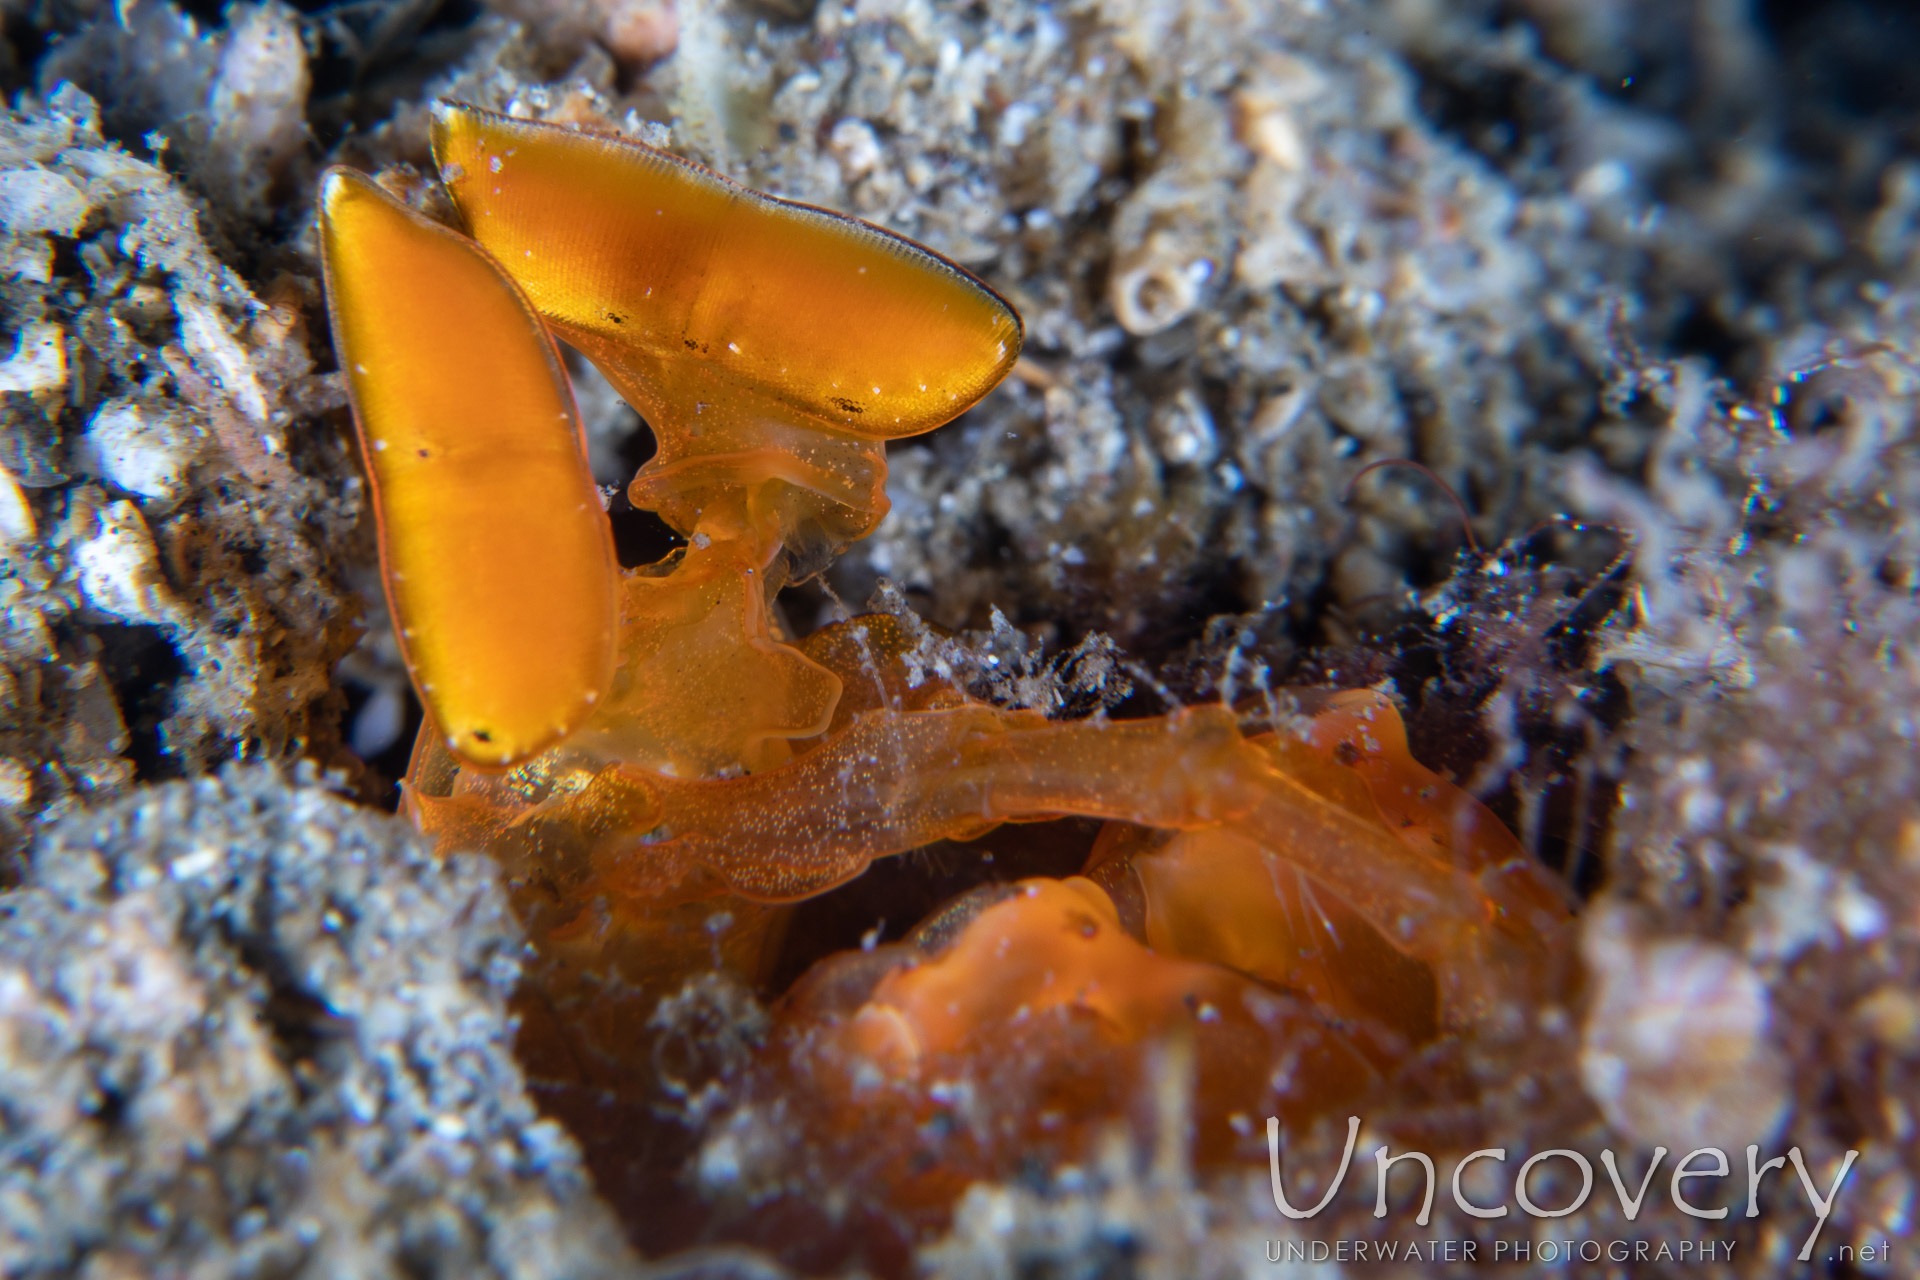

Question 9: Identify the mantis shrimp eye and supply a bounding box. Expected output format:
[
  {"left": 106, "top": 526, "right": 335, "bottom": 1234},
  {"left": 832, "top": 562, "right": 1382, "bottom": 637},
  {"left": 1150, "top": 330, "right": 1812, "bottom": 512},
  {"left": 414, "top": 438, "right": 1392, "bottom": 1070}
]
[{"left": 317, "top": 168, "right": 618, "bottom": 769}]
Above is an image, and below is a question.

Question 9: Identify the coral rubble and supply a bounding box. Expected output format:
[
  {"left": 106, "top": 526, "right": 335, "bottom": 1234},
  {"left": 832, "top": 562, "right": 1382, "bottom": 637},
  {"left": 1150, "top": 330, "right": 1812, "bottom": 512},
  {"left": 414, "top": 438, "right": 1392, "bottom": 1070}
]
[
  {"left": 0, "top": 87, "right": 360, "bottom": 865},
  {"left": 1, "top": 765, "right": 637, "bottom": 1278}
]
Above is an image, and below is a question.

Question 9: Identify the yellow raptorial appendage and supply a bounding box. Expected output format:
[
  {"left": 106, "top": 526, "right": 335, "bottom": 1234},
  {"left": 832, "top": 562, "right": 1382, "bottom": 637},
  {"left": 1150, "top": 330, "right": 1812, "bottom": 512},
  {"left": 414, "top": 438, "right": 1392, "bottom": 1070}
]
[
  {"left": 428, "top": 102, "right": 1023, "bottom": 547},
  {"left": 428, "top": 102, "right": 1021, "bottom": 439},
  {"left": 318, "top": 168, "right": 618, "bottom": 769}
]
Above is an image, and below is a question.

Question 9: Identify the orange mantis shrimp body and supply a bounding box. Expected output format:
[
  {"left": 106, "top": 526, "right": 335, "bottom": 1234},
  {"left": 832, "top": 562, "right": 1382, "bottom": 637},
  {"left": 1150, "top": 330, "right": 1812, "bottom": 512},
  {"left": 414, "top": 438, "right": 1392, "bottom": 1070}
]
[{"left": 319, "top": 102, "right": 1573, "bottom": 1257}]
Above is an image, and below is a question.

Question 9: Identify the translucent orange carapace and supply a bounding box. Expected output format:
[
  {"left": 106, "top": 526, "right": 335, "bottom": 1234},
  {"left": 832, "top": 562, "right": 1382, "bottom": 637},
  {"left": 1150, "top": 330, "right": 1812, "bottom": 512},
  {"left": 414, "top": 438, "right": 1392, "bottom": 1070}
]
[
  {"left": 783, "top": 873, "right": 1384, "bottom": 1181},
  {"left": 751, "top": 690, "right": 1558, "bottom": 1083},
  {"left": 318, "top": 104, "right": 1573, "bottom": 1204},
  {"left": 717, "top": 687, "right": 1565, "bottom": 1231},
  {"left": 317, "top": 168, "right": 616, "bottom": 767}
]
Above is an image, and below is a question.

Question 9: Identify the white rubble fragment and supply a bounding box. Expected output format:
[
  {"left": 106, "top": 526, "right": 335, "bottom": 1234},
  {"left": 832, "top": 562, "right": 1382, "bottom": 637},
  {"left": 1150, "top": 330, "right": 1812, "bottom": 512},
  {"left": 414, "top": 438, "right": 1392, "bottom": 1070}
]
[
  {"left": 0, "top": 169, "right": 91, "bottom": 237},
  {"left": 1148, "top": 387, "right": 1218, "bottom": 465},
  {"left": 175, "top": 294, "right": 271, "bottom": 426},
  {"left": 1575, "top": 159, "right": 1632, "bottom": 204},
  {"left": 74, "top": 498, "right": 178, "bottom": 626},
  {"left": 82, "top": 400, "right": 201, "bottom": 508},
  {"left": 1742, "top": 842, "right": 1832, "bottom": 961},
  {"left": 830, "top": 117, "right": 884, "bottom": 181},
  {"left": 0, "top": 236, "right": 53, "bottom": 283},
  {"left": 1831, "top": 874, "right": 1887, "bottom": 941},
  {"left": 0, "top": 758, "right": 30, "bottom": 809},
  {"left": 1579, "top": 903, "right": 1789, "bottom": 1153},
  {"left": 166, "top": 845, "right": 223, "bottom": 881},
  {"left": 206, "top": 1, "right": 311, "bottom": 208},
  {"left": 597, "top": 0, "right": 678, "bottom": 67},
  {"left": 0, "top": 319, "right": 66, "bottom": 393},
  {"left": 1741, "top": 843, "right": 1888, "bottom": 960},
  {"left": 0, "top": 462, "right": 35, "bottom": 546},
  {"left": 1235, "top": 90, "right": 1307, "bottom": 170}
]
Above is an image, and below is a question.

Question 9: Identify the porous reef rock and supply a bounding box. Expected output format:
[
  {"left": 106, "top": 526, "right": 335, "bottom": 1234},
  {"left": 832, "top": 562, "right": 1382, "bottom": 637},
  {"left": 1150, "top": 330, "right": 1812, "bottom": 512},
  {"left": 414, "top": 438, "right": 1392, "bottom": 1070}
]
[
  {"left": 0, "top": 86, "right": 362, "bottom": 867},
  {"left": 0, "top": 764, "right": 643, "bottom": 1278}
]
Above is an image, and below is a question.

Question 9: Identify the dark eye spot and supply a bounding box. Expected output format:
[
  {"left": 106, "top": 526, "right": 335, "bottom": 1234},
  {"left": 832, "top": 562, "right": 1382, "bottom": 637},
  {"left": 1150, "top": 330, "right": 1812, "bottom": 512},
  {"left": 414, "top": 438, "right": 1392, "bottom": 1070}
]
[
  {"left": 1333, "top": 740, "right": 1362, "bottom": 766},
  {"left": 608, "top": 311, "right": 627, "bottom": 325},
  {"left": 471, "top": 728, "right": 493, "bottom": 743},
  {"left": 417, "top": 448, "right": 430, "bottom": 458}
]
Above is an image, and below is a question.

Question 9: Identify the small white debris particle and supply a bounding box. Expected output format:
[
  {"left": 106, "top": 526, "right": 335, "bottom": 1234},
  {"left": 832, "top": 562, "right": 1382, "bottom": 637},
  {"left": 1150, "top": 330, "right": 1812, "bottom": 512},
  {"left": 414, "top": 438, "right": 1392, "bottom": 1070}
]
[
  {"left": 0, "top": 169, "right": 90, "bottom": 236},
  {"left": 0, "top": 759, "right": 31, "bottom": 809},
  {"left": 0, "top": 462, "right": 35, "bottom": 545},
  {"left": 75, "top": 499, "right": 176, "bottom": 624},
  {"left": 168, "top": 846, "right": 222, "bottom": 880},
  {"left": 0, "top": 319, "right": 65, "bottom": 393}
]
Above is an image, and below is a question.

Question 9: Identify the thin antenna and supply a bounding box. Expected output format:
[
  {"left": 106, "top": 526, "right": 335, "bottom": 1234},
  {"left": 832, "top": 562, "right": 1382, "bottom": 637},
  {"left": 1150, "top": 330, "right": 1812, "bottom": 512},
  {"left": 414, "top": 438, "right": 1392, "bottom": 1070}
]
[{"left": 1343, "top": 458, "right": 1482, "bottom": 558}]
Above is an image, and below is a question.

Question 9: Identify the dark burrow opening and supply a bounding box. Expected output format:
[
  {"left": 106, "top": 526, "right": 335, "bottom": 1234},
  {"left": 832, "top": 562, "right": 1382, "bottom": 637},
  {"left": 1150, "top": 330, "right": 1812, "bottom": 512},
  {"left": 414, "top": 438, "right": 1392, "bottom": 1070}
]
[
  {"left": 339, "top": 675, "right": 421, "bottom": 808},
  {"left": 95, "top": 622, "right": 188, "bottom": 782}
]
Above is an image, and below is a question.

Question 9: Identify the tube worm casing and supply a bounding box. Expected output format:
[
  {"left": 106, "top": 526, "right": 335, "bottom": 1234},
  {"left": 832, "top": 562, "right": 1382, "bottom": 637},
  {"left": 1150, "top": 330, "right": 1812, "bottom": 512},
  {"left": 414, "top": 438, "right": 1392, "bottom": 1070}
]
[{"left": 318, "top": 169, "right": 617, "bottom": 768}]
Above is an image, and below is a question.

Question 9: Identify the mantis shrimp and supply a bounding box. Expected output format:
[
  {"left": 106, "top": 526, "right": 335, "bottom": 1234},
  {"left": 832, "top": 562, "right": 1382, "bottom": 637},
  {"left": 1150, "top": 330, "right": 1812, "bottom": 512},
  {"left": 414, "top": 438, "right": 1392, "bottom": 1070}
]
[{"left": 318, "top": 101, "right": 1572, "bottom": 1250}]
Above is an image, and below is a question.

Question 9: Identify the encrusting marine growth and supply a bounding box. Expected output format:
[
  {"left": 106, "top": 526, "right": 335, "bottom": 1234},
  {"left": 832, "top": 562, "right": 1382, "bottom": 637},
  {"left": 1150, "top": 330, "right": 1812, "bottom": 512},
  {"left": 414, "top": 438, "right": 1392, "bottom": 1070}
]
[{"left": 318, "top": 101, "right": 1573, "bottom": 1243}]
